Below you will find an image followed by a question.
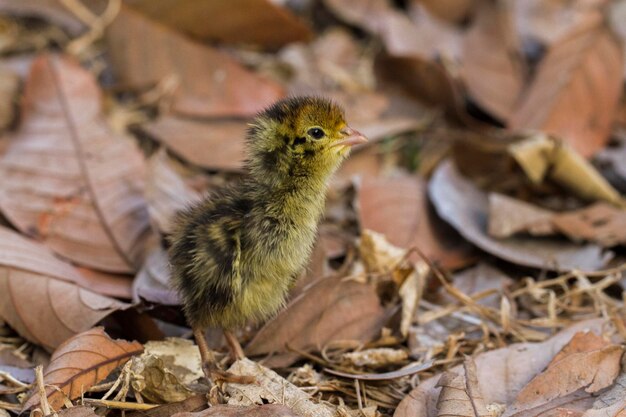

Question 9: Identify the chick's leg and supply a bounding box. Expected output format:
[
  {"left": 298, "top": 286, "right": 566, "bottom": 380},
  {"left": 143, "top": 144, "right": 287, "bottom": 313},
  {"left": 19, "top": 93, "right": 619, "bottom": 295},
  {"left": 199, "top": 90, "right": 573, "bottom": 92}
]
[
  {"left": 224, "top": 330, "right": 246, "bottom": 361},
  {"left": 193, "top": 326, "right": 255, "bottom": 384}
]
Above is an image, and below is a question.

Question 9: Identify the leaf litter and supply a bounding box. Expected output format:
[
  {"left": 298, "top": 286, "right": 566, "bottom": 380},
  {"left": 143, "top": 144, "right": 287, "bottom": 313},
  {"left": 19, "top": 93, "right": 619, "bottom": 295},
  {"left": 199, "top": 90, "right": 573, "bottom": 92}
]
[{"left": 0, "top": 1, "right": 625, "bottom": 417}]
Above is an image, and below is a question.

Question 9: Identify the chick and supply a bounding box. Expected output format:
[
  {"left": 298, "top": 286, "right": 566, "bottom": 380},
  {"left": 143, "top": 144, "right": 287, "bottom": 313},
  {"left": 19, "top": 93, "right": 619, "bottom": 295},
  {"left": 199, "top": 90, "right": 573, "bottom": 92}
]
[{"left": 168, "top": 96, "right": 367, "bottom": 381}]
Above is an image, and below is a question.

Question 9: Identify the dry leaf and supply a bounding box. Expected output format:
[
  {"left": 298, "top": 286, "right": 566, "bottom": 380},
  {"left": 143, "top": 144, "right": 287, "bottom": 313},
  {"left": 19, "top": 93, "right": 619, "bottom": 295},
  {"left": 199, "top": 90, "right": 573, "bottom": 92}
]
[
  {"left": 245, "top": 274, "right": 386, "bottom": 368},
  {"left": 106, "top": 5, "right": 285, "bottom": 118},
  {"left": 461, "top": 1, "right": 525, "bottom": 122},
  {"left": 23, "top": 327, "right": 143, "bottom": 411},
  {"left": 411, "top": 0, "right": 476, "bottom": 24},
  {"left": 488, "top": 193, "right": 555, "bottom": 238},
  {"left": 56, "top": 406, "right": 99, "bottom": 417},
  {"left": 503, "top": 333, "right": 623, "bottom": 417},
  {"left": 126, "top": 395, "right": 207, "bottom": 417},
  {"left": 450, "top": 263, "right": 513, "bottom": 309},
  {"left": 510, "top": 21, "right": 624, "bottom": 157},
  {"left": 0, "top": 226, "right": 129, "bottom": 351},
  {"left": 133, "top": 247, "right": 179, "bottom": 306},
  {"left": 0, "top": 67, "right": 19, "bottom": 131},
  {"left": 357, "top": 175, "right": 474, "bottom": 270},
  {"left": 173, "top": 404, "right": 300, "bottom": 417},
  {"left": 435, "top": 358, "right": 490, "bottom": 417},
  {"left": 0, "top": 54, "right": 151, "bottom": 273},
  {"left": 141, "top": 117, "right": 247, "bottom": 171},
  {"left": 342, "top": 348, "right": 408, "bottom": 368},
  {"left": 73, "top": 267, "right": 133, "bottom": 300},
  {"left": 226, "top": 358, "right": 335, "bottom": 417},
  {"left": 429, "top": 160, "right": 609, "bottom": 271},
  {"left": 508, "top": 134, "right": 623, "bottom": 205},
  {"left": 394, "top": 319, "right": 616, "bottom": 417},
  {"left": 126, "top": 0, "right": 312, "bottom": 48},
  {"left": 145, "top": 150, "right": 202, "bottom": 235},
  {"left": 0, "top": 0, "right": 87, "bottom": 36}
]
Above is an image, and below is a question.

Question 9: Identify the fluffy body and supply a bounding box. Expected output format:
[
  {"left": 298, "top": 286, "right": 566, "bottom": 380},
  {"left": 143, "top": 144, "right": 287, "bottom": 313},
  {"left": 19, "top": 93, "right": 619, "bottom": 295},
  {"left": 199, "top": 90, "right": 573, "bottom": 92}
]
[{"left": 169, "top": 97, "right": 352, "bottom": 329}]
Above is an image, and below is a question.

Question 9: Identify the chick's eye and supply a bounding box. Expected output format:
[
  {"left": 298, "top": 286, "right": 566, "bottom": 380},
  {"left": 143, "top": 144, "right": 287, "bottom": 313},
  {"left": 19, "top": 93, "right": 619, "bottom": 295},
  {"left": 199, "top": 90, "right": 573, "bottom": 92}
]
[{"left": 307, "top": 128, "right": 325, "bottom": 140}]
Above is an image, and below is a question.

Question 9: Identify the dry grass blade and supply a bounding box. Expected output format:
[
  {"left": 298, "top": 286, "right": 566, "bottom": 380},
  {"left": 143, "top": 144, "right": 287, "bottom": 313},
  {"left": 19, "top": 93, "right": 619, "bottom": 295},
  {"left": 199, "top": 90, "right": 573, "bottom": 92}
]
[
  {"left": 0, "top": 54, "right": 152, "bottom": 273},
  {"left": 510, "top": 21, "right": 624, "bottom": 157},
  {"left": 23, "top": 327, "right": 143, "bottom": 412},
  {"left": 0, "top": 226, "right": 129, "bottom": 351}
]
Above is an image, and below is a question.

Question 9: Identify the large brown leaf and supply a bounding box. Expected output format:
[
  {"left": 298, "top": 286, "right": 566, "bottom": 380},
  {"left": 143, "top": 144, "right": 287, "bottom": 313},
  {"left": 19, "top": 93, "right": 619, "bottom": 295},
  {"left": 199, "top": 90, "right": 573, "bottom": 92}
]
[
  {"left": 357, "top": 175, "right": 474, "bottom": 270},
  {"left": 245, "top": 274, "right": 386, "bottom": 368},
  {"left": 510, "top": 21, "right": 624, "bottom": 157},
  {"left": 0, "top": 226, "right": 129, "bottom": 351},
  {"left": 461, "top": 1, "right": 525, "bottom": 122},
  {"left": 105, "top": 5, "right": 285, "bottom": 118},
  {"left": 125, "top": 0, "right": 312, "bottom": 48},
  {"left": 23, "top": 327, "right": 143, "bottom": 412},
  {"left": 0, "top": 54, "right": 151, "bottom": 273}
]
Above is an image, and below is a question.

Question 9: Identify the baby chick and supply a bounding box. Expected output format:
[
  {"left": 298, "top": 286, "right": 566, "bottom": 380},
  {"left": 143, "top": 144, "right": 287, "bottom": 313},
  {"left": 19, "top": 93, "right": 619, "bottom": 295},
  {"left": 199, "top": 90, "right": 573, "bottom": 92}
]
[{"left": 168, "top": 96, "right": 367, "bottom": 381}]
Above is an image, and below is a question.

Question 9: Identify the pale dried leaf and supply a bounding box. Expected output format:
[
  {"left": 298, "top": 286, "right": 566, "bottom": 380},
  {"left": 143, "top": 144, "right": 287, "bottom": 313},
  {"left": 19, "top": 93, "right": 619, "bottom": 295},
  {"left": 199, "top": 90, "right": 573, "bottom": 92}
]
[
  {"left": 0, "top": 67, "right": 18, "bottom": 131},
  {"left": 106, "top": 5, "right": 285, "bottom": 118},
  {"left": 552, "top": 203, "right": 626, "bottom": 247},
  {"left": 173, "top": 404, "right": 300, "bottom": 417},
  {"left": 411, "top": 0, "right": 476, "bottom": 23},
  {"left": 435, "top": 358, "right": 490, "bottom": 417},
  {"left": 429, "top": 160, "right": 608, "bottom": 271},
  {"left": 226, "top": 358, "right": 335, "bottom": 417},
  {"left": 488, "top": 193, "right": 556, "bottom": 238},
  {"left": 245, "top": 274, "right": 386, "bottom": 368},
  {"left": 399, "top": 262, "right": 428, "bottom": 337},
  {"left": 142, "top": 117, "right": 247, "bottom": 171},
  {"left": 126, "top": 0, "right": 312, "bottom": 48},
  {"left": 0, "top": 54, "right": 151, "bottom": 273},
  {"left": 461, "top": 1, "right": 525, "bottom": 122},
  {"left": 0, "top": 226, "right": 129, "bottom": 351},
  {"left": 450, "top": 263, "right": 513, "bottom": 309},
  {"left": 23, "top": 327, "right": 143, "bottom": 411},
  {"left": 510, "top": 22, "right": 624, "bottom": 157},
  {"left": 342, "top": 348, "right": 408, "bottom": 368},
  {"left": 133, "top": 246, "right": 179, "bottom": 306}
]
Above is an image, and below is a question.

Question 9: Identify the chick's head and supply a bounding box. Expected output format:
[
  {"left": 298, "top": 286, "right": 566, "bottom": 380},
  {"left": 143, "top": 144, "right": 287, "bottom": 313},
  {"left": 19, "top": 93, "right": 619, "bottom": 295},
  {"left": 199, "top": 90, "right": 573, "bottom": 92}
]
[{"left": 247, "top": 96, "right": 367, "bottom": 183}]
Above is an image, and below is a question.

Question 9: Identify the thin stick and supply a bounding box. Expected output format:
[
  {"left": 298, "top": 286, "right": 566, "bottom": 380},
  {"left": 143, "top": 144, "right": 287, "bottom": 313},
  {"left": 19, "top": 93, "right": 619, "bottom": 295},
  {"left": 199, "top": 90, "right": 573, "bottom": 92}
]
[
  {"left": 35, "top": 366, "right": 52, "bottom": 416},
  {"left": 81, "top": 399, "right": 158, "bottom": 410}
]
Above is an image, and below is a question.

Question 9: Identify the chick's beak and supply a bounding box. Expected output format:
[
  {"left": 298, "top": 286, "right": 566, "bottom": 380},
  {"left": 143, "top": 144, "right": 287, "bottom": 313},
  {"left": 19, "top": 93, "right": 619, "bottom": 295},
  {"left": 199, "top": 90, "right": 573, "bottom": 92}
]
[{"left": 331, "top": 126, "right": 368, "bottom": 148}]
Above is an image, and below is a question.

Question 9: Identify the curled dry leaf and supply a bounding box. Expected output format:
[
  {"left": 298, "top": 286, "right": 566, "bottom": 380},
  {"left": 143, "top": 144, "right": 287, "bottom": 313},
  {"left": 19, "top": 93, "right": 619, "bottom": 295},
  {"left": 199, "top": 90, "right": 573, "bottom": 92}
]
[
  {"left": 461, "top": 1, "right": 525, "bottom": 122},
  {"left": 226, "top": 358, "right": 335, "bottom": 417},
  {"left": 429, "top": 160, "right": 608, "bottom": 271},
  {"left": 145, "top": 150, "right": 202, "bottom": 235},
  {"left": 106, "top": 5, "right": 284, "bottom": 118},
  {"left": 510, "top": 21, "right": 624, "bottom": 157},
  {"left": 435, "top": 358, "right": 490, "bottom": 417},
  {"left": 394, "top": 319, "right": 617, "bottom": 417},
  {"left": 141, "top": 117, "right": 247, "bottom": 171},
  {"left": 357, "top": 175, "right": 473, "bottom": 270},
  {"left": 245, "top": 274, "right": 386, "bottom": 368},
  {"left": 0, "top": 54, "right": 151, "bottom": 273},
  {"left": 0, "top": 226, "right": 129, "bottom": 351},
  {"left": 126, "top": 0, "right": 312, "bottom": 48},
  {"left": 23, "top": 327, "right": 143, "bottom": 412}
]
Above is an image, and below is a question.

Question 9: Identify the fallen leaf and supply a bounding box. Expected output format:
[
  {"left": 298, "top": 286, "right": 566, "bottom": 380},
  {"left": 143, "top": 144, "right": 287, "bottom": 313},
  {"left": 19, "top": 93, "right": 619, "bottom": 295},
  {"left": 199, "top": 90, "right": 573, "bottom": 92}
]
[
  {"left": 508, "top": 134, "right": 623, "bottom": 205},
  {"left": 394, "top": 319, "right": 616, "bottom": 417},
  {"left": 73, "top": 267, "right": 133, "bottom": 300},
  {"left": 0, "top": 54, "right": 152, "bottom": 273},
  {"left": 126, "top": 395, "right": 207, "bottom": 417},
  {"left": 0, "top": 226, "right": 129, "bottom": 350},
  {"left": 145, "top": 150, "right": 202, "bottom": 235},
  {"left": 510, "top": 21, "right": 624, "bottom": 157},
  {"left": 226, "top": 358, "right": 335, "bottom": 417},
  {"left": 245, "top": 274, "right": 386, "bottom": 368},
  {"left": 133, "top": 247, "right": 179, "bottom": 306},
  {"left": 357, "top": 175, "right": 474, "bottom": 270},
  {"left": 0, "top": 0, "right": 87, "bottom": 36},
  {"left": 106, "top": 5, "right": 285, "bottom": 118},
  {"left": 0, "top": 67, "right": 18, "bottom": 131},
  {"left": 449, "top": 263, "right": 513, "bottom": 309},
  {"left": 503, "top": 333, "right": 623, "bottom": 417},
  {"left": 461, "top": 1, "right": 525, "bottom": 122},
  {"left": 342, "top": 347, "right": 408, "bottom": 368},
  {"left": 56, "top": 406, "right": 99, "bottom": 417},
  {"left": 173, "top": 404, "right": 300, "bottom": 417},
  {"left": 429, "top": 160, "right": 609, "bottom": 271},
  {"left": 125, "top": 0, "right": 312, "bottom": 48},
  {"left": 141, "top": 117, "right": 247, "bottom": 171},
  {"left": 488, "top": 193, "right": 555, "bottom": 238},
  {"left": 23, "top": 327, "right": 143, "bottom": 411},
  {"left": 435, "top": 358, "right": 490, "bottom": 417},
  {"left": 410, "top": 0, "right": 476, "bottom": 24}
]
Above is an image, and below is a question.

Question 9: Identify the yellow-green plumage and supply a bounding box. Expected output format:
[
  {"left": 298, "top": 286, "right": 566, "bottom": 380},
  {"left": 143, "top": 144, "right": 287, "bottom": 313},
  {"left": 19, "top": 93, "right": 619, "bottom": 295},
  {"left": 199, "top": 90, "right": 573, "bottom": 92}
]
[{"left": 169, "top": 97, "right": 364, "bottom": 331}]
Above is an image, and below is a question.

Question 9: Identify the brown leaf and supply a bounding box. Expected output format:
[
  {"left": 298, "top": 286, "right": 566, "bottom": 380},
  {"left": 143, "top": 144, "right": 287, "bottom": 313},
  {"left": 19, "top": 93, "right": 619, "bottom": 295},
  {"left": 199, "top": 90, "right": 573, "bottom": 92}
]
[
  {"left": 461, "top": 1, "right": 525, "bottom": 122},
  {"left": 125, "top": 0, "right": 312, "bottom": 48},
  {"left": 245, "top": 275, "right": 386, "bottom": 368},
  {"left": 0, "top": 67, "right": 19, "bottom": 131},
  {"left": 394, "top": 319, "right": 616, "bottom": 417},
  {"left": 56, "top": 406, "right": 99, "bottom": 417},
  {"left": 145, "top": 150, "right": 202, "bottom": 235},
  {"left": 141, "top": 117, "right": 247, "bottom": 171},
  {"left": 551, "top": 203, "right": 626, "bottom": 247},
  {"left": 503, "top": 333, "right": 623, "bottom": 417},
  {"left": 106, "top": 5, "right": 285, "bottom": 118},
  {"left": 0, "top": 54, "right": 151, "bottom": 273},
  {"left": 435, "top": 358, "right": 490, "bottom": 417},
  {"left": 357, "top": 175, "right": 474, "bottom": 270},
  {"left": 411, "top": 0, "right": 476, "bottom": 24},
  {"left": 133, "top": 247, "right": 179, "bottom": 306},
  {"left": 73, "top": 267, "right": 133, "bottom": 300},
  {"left": 126, "top": 395, "right": 207, "bottom": 417},
  {"left": 449, "top": 263, "right": 513, "bottom": 309},
  {"left": 24, "top": 327, "right": 143, "bottom": 411},
  {"left": 510, "top": 21, "right": 624, "bottom": 157},
  {"left": 174, "top": 404, "right": 300, "bottom": 417},
  {"left": 0, "top": 226, "right": 129, "bottom": 350},
  {"left": 429, "top": 160, "right": 608, "bottom": 271}
]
